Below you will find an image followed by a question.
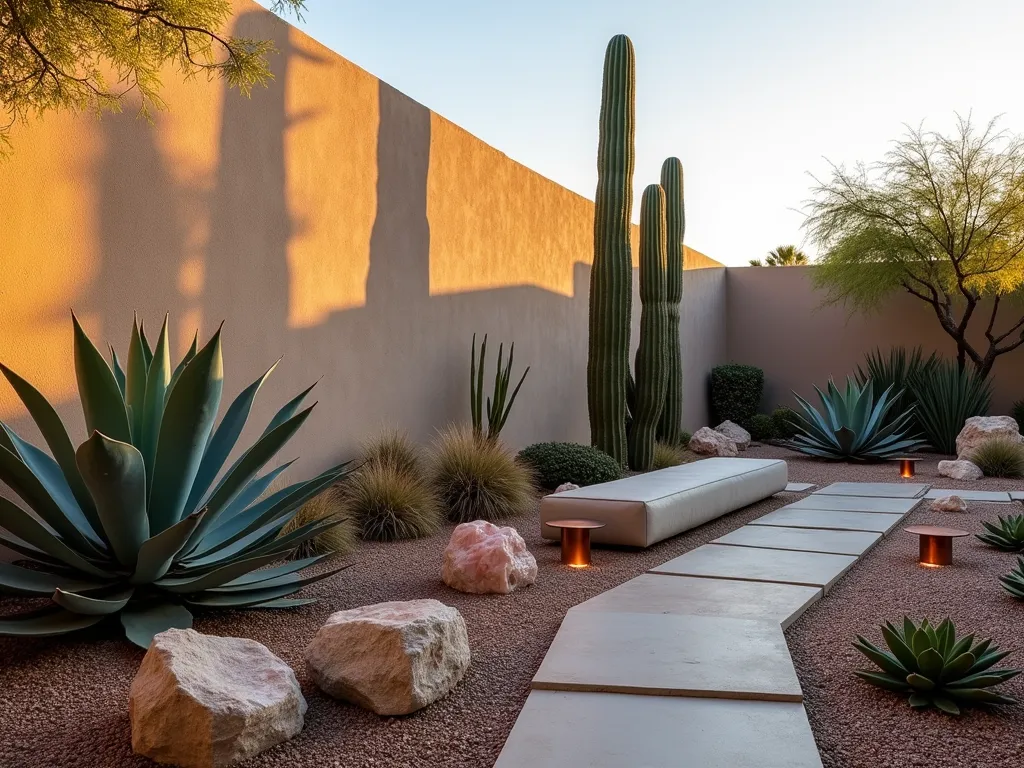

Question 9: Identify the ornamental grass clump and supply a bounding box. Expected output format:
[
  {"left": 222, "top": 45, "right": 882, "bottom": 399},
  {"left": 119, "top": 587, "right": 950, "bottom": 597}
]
[
  {"left": 345, "top": 430, "right": 441, "bottom": 542},
  {"left": 432, "top": 426, "right": 534, "bottom": 523},
  {"left": 0, "top": 314, "right": 351, "bottom": 647},
  {"left": 970, "top": 437, "right": 1024, "bottom": 478},
  {"left": 516, "top": 441, "right": 622, "bottom": 489},
  {"left": 977, "top": 512, "right": 1024, "bottom": 552},
  {"left": 854, "top": 617, "right": 1019, "bottom": 715},
  {"left": 280, "top": 486, "right": 358, "bottom": 558},
  {"left": 652, "top": 441, "right": 691, "bottom": 469}
]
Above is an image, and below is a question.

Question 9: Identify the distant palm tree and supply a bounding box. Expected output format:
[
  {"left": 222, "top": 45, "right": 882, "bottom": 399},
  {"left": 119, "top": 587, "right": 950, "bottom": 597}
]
[{"left": 749, "top": 245, "right": 809, "bottom": 267}]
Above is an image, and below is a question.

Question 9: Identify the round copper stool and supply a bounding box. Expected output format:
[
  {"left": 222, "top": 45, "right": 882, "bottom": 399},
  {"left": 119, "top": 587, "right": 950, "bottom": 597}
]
[{"left": 904, "top": 525, "right": 970, "bottom": 566}]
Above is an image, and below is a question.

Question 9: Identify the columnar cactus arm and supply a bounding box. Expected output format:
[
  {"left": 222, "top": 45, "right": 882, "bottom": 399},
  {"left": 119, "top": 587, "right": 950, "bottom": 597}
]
[
  {"left": 657, "top": 157, "right": 685, "bottom": 445},
  {"left": 628, "top": 184, "right": 670, "bottom": 471},
  {"left": 587, "top": 34, "right": 636, "bottom": 466}
]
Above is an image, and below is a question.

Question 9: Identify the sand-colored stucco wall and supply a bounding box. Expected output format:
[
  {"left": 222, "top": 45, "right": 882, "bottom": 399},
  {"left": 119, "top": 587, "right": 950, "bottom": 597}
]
[
  {"left": 0, "top": 0, "right": 725, "bottom": 480},
  {"left": 727, "top": 266, "right": 1024, "bottom": 416}
]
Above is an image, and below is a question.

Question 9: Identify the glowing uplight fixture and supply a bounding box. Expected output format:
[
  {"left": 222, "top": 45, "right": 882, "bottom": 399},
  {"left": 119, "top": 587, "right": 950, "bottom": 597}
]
[
  {"left": 895, "top": 457, "right": 920, "bottom": 478},
  {"left": 904, "top": 525, "right": 969, "bottom": 567},
  {"left": 545, "top": 519, "right": 606, "bottom": 568}
]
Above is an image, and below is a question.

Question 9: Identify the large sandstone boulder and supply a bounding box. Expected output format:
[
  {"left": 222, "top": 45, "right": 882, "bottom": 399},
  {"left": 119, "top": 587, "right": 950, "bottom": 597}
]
[
  {"left": 956, "top": 416, "right": 1022, "bottom": 459},
  {"left": 689, "top": 427, "right": 739, "bottom": 457},
  {"left": 129, "top": 629, "right": 306, "bottom": 768},
  {"left": 937, "top": 459, "right": 984, "bottom": 481},
  {"left": 714, "top": 420, "right": 751, "bottom": 451},
  {"left": 305, "top": 599, "right": 470, "bottom": 715},
  {"left": 930, "top": 495, "right": 968, "bottom": 513},
  {"left": 442, "top": 520, "right": 537, "bottom": 594}
]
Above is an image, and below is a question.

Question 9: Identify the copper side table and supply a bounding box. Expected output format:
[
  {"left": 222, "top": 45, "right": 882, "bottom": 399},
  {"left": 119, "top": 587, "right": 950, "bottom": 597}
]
[
  {"left": 904, "top": 525, "right": 969, "bottom": 566},
  {"left": 545, "top": 519, "right": 606, "bottom": 567}
]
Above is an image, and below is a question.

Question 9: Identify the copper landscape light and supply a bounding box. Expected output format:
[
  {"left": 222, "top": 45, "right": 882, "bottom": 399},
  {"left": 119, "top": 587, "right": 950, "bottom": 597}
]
[
  {"left": 896, "top": 457, "right": 920, "bottom": 478},
  {"left": 904, "top": 525, "right": 970, "bottom": 567},
  {"left": 545, "top": 519, "right": 607, "bottom": 567}
]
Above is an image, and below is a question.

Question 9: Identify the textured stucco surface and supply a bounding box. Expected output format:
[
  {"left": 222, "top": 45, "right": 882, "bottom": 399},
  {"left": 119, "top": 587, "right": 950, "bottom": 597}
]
[
  {"left": 0, "top": 0, "right": 724, "bottom": 482},
  {"left": 727, "top": 266, "right": 1024, "bottom": 415}
]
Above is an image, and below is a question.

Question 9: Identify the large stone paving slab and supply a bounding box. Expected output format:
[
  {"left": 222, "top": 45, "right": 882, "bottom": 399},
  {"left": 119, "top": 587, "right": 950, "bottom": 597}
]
[
  {"left": 924, "top": 488, "right": 1011, "bottom": 502},
  {"left": 785, "top": 482, "right": 816, "bottom": 492},
  {"left": 814, "top": 481, "right": 929, "bottom": 498},
  {"left": 494, "top": 691, "right": 823, "bottom": 768},
  {"left": 532, "top": 610, "right": 802, "bottom": 701},
  {"left": 571, "top": 573, "right": 821, "bottom": 629},
  {"left": 715, "top": 524, "right": 882, "bottom": 557},
  {"left": 1010, "top": 491, "right": 1024, "bottom": 502},
  {"left": 649, "top": 543, "right": 857, "bottom": 592},
  {"left": 788, "top": 494, "right": 921, "bottom": 514},
  {"left": 751, "top": 507, "right": 904, "bottom": 533}
]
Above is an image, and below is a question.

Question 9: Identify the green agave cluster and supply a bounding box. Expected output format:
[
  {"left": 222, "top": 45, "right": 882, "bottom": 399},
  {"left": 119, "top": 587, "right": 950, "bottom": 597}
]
[
  {"left": 978, "top": 513, "right": 1024, "bottom": 552},
  {"left": 999, "top": 557, "right": 1024, "bottom": 600},
  {"left": 0, "top": 314, "right": 350, "bottom": 647},
  {"left": 785, "top": 377, "right": 924, "bottom": 461},
  {"left": 854, "top": 617, "right": 1019, "bottom": 715}
]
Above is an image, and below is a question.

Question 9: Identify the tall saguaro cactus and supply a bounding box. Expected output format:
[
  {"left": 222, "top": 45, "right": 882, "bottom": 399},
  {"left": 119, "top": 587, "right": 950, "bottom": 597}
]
[
  {"left": 628, "top": 184, "right": 671, "bottom": 470},
  {"left": 587, "top": 34, "right": 636, "bottom": 466},
  {"left": 657, "top": 157, "right": 685, "bottom": 445}
]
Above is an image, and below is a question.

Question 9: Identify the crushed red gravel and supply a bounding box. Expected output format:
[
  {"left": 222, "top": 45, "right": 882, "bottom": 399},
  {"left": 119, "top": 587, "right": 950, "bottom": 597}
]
[{"left": 2, "top": 445, "right": 1022, "bottom": 767}]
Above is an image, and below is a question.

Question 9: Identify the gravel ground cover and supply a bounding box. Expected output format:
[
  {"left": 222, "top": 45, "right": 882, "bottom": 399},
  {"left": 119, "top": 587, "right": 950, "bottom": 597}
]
[{"left": 2, "top": 444, "right": 1021, "bottom": 767}]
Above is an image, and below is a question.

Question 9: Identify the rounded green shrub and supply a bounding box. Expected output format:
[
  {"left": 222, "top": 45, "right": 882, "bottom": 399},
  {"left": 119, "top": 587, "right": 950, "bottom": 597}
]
[
  {"left": 678, "top": 430, "right": 692, "bottom": 447},
  {"left": 748, "top": 413, "right": 776, "bottom": 441},
  {"left": 433, "top": 426, "right": 535, "bottom": 522},
  {"left": 971, "top": 437, "right": 1024, "bottom": 478},
  {"left": 710, "top": 364, "right": 764, "bottom": 426},
  {"left": 516, "top": 441, "right": 623, "bottom": 490},
  {"left": 771, "top": 406, "right": 800, "bottom": 440}
]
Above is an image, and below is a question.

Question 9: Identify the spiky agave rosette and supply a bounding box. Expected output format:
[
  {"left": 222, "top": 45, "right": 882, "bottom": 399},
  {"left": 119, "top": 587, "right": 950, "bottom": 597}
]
[
  {"left": 0, "top": 314, "right": 351, "bottom": 647},
  {"left": 854, "top": 617, "right": 1020, "bottom": 715},
  {"left": 784, "top": 377, "right": 925, "bottom": 461},
  {"left": 977, "top": 512, "right": 1024, "bottom": 552}
]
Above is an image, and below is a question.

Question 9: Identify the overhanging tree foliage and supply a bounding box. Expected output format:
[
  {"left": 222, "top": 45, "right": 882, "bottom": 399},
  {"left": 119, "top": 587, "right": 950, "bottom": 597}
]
[
  {"left": 0, "top": 0, "right": 305, "bottom": 156},
  {"left": 749, "top": 244, "right": 809, "bottom": 267},
  {"left": 806, "top": 115, "right": 1024, "bottom": 377}
]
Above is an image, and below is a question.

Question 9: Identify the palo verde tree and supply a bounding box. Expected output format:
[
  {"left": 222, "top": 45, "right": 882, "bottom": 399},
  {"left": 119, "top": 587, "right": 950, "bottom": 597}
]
[
  {"left": 0, "top": 0, "right": 305, "bottom": 157},
  {"left": 805, "top": 115, "right": 1024, "bottom": 377}
]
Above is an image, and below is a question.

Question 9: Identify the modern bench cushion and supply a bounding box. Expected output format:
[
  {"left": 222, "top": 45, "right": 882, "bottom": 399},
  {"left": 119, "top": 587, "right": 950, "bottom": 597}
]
[{"left": 540, "top": 458, "right": 787, "bottom": 548}]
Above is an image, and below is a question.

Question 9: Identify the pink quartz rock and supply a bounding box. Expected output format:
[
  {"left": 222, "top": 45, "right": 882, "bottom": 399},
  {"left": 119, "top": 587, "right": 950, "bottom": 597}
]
[{"left": 441, "top": 520, "right": 538, "bottom": 595}]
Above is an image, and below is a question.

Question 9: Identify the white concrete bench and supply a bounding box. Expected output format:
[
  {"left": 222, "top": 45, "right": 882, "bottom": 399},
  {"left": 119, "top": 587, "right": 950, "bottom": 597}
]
[{"left": 540, "top": 457, "right": 788, "bottom": 548}]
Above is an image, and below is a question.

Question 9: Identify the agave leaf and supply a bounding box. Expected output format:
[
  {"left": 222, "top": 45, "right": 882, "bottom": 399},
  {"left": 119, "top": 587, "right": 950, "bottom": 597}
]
[
  {"left": 906, "top": 673, "right": 935, "bottom": 691},
  {"left": 76, "top": 432, "right": 149, "bottom": 568},
  {"left": 182, "top": 361, "right": 279, "bottom": 518},
  {"left": 187, "top": 517, "right": 344, "bottom": 573},
  {"left": 0, "top": 561, "right": 110, "bottom": 597},
  {"left": 939, "top": 652, "right": 976, "bottom": 682},
  {"left": 125, "top": 315, "right": 148, "bottom": 446},
  {"left": 260, "top": 380, "right": 318, "bottom": 440},
  {"left": 0, "top": 363, "right": 97, "bottom": 522},
  {"left": 109, "top": 346, "right": 127, "bottom": 397},
  {"left": 0, "top": 606, "right": 106, "bottom": 637},
  {"left": 947, "top": 670, "right": 1021, "bottom": 688},
  {"left": 249, "top": 597, "right": 317, "bottom": 609},
  {"left": 947, "top": 688, "right": 1016, "bottom": 705},
  {"left": 184, "top": 564, "right": 346, "bottom": 608},
  {"left": 0, "top": 429, "right": 106, "bottom": 552},
  {"left": 167, "top": 331, "right": 199, "bottom": 397},
  {"left": 138, "top": 320, "right": 154, "bottom": 368},
  {"left": 854, "top": 636, "right": 908, "bottom": 678},
  {"left": 908, "top": 692, "right": 931, "bottom": 708},
  {"left": 120, "top": 602, "right": 193, "bottom": 648},
  {"left": 53, "top": 586, "right": 134, "bottom": 616},
  {"left": 147, "top": 328, "right": 224, "bottom": 533},
  {"left": 187, "top": 404, "right": 317, "bottom": 542},
  {"left": 0, "top": 496, "right": 110, "bottom": 578},
  {"left": 209, "top": 554, "right": 332, "bottom": 589},
  {"left": 882, "top": 623, "right": 919, "bottom": 671},
  {"left": 206, "top": 562, "right": 351, "bottom": 593},
  {"left": 917, "top": 647, "right": 943, "bottom": 678},
  {"left": 72, "top": 312, "right": 131, "bottom": 443},
  {"left": 972, "top": 649, "right": 1014, "bottom": 674},
  {"left": 131, "top": 511, "right": 205, "bottom": 585},
  {"left": 140, "top": 316, "right": 172, "bottom": 485},
  {"left": 931, "top": 695, "right": 961, "bottom": 715},
  {"left": 946, "top": 633, "right": 975, "bottom": 662},
  {"left": 156, "top": 552, "right": 287, "bottom": 594},
  {"left": 204, "top": 461, "right": 296, "bottom": 532},
  {"left": 901, "top": 617, "right": 917, "bottom": 643},
  {"left": 0, "top": 532, "right": 68, "bottom": 567},
  {"left": 854, "top": 670, "right": 910, "bottom": 693}
]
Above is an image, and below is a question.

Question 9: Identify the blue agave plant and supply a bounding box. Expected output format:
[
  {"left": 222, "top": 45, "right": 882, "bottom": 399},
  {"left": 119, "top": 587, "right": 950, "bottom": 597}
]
[
  {"left": 784, "top": 377, "right": 924, "bottom": 461},
  {"left": 0, "top": 314, "right": 351, "bottom": 647}
]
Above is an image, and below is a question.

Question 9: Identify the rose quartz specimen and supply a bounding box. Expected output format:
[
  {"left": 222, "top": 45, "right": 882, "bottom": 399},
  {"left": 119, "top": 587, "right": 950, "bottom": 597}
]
[{"left": 441, "top": 520, "right": 538, "bottom": 594}]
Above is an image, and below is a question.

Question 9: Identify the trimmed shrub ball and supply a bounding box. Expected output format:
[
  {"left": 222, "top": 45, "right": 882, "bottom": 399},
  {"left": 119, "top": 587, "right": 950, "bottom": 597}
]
[
  {"left": 517, "top": 442, "right": 623, "bottom": 490},
  {"left": 748, "top": 413, "right": 776, "bottom": 441}
]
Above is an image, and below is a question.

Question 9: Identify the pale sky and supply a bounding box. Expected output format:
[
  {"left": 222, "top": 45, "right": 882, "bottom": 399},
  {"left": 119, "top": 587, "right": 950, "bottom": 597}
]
[{"left": 257, "top": 0, "right": 1024, "bottom": 266}]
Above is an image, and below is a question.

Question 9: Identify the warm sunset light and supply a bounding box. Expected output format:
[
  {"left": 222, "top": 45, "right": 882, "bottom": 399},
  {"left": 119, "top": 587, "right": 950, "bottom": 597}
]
[{"left": 897, "top": 458, "right": 918, "bottom": 478}]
